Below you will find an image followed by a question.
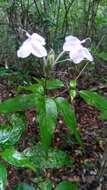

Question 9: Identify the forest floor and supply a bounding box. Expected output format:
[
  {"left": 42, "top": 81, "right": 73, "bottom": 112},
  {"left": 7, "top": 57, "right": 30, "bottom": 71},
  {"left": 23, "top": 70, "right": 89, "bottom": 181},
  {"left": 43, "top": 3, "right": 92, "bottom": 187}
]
[{"left": 0, "top": 63, "right": 107, "bottom": 190}]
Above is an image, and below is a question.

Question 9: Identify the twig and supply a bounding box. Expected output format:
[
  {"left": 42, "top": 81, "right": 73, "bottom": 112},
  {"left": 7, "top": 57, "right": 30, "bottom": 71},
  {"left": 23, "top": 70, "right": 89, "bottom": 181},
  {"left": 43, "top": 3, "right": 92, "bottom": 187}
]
[
  {"left": 54, "top": 51, "right": 65, "bottom": 65},
  {"left": 75, "top": 62, "right": 89, "bottom": 80}
]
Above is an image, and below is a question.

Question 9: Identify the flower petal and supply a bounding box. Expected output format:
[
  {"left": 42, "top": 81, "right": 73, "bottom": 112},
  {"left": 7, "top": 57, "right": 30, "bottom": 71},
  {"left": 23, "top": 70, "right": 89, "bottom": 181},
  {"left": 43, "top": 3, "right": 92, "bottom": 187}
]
[
  {"left": 31, "top": 33, "right": 46, "bottom": 45},
  {"left": 17, "top": 39, "right": 32, "bottom": 58},
  {"left": 31, "top": 41, "right": 47, "bottom": 57},
  {"left": 65, "top": 35, "right": 81, "bottom": 44},
  {"left": 82, "top": 47, "right": 93, "bottom": 62},
  {"left": 69, "top": 48, "right": 84, "bottom": 64},
  {"left": 63, "top": 35, "right": 93, "bottom": 63},
  {"left": 63, "top": 42, "right": 82, "bottom": 52},
  {"left": 63, "top": 35, "right": 82, "bottom": 52}
]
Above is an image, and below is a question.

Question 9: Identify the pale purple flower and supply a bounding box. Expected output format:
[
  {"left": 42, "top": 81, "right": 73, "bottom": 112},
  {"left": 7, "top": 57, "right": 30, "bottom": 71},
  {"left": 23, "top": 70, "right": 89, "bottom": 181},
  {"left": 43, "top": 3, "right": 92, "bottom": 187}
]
[
  {"left": 63, "top": 35, "right": 93, "bottom": 64},
  {"left": 17, "top": 32, "right": 47, "bottom": 58}
]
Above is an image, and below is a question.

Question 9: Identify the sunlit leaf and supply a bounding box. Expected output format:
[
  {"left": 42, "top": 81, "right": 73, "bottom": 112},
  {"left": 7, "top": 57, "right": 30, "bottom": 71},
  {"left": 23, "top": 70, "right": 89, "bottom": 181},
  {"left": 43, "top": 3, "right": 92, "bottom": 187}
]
[
  {"left": 0, "top": 114, "right": 26, "bottom": 147},
  {"left": 23, "top": 143, "right": 73, "bottom": 169},
  {"left": 1, "top": 149, "right": 35, "bottom": 172}
]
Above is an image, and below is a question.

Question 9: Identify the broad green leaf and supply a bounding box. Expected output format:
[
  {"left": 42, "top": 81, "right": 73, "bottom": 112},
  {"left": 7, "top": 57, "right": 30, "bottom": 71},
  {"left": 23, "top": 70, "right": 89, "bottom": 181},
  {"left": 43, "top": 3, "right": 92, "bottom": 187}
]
[
  {"left": 37, "top": 97, "right": 57, "bottom": 150},
  {"left": 13, "top": 183, "right": 36, "bottom": 190},
  {"left": 80, "top": 90, "right": 107, "bottom": 111},
  {"left": 0, "top": 163, "right": 7, "bottom": 190},
  {"left": 17, "top": 84, "right": 44, "bottom": 94},
  {"left": 0, "top": 94, "right": 39, "bottom": 113},
  {"left": 55, "top": 181, "right": 78, "bottom": 190},
  {"left": 46, "top": 79, "right": 64, "bottom": 90},
  {"left": 97, "top": 51, "right": 107, "bottom": 61},
  {"left": 0, "top": 114, "right": 26, "bottom": 147},
  {"left": 99, "top": 110, "right": 107, "bottom": 120},
  {"left": 55, "top": 97, "right": 81, "bottom": 144},
  {"left": 23, "top": 143, "right": 73, "bottom": 169},
  {"left": 38, "top": 179, "right": 52, "bottom": 190},
  {"left": 1, "top": 149, "right": 35, "bottom": 172},
  {"left": 33, "top": 78, "right": 64, "bottom": 90}
]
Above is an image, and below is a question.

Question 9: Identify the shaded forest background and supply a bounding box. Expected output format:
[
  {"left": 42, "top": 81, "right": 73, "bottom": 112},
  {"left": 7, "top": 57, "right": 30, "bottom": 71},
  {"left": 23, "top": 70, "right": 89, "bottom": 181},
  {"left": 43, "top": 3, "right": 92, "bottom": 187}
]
[{"left": 0, "top": 0, "right": 107, "bottom": 77}]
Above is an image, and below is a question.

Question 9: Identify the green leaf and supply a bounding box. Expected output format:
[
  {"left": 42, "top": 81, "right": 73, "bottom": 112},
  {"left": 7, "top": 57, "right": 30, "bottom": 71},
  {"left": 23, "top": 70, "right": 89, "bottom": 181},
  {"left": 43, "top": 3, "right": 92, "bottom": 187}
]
[
  {"left": 0, "top": 114, "right": 26, "bottom": 147},
  {"left": 96, "top": 16, "right": 107, "bottom": 25},
  {"left": 46, "top": 79, "right": 64, "bottom": 90},
  {"left": 99, "top": 110, "right": 107, "bottom": 120},
  {"left": 0, "top": 94, "right": 39, "bottom": 113},
  {"left": 97, "top": 51, "right": 107, "bottom": 61},
  {"left": 55, "top": 181, "right": 78, "bottom": 190},
  {"left": 38, "top": 79, "right": 64, "bottom": 90},
  {"left": 38, "top": 179, "right": 52, "bottom": 190},
  {"left": 55, "top": 97, "right": 81, "bottom": 144},
  {"left": 23, "top": 143, "right": 73, "bottom": 169},
  {"left": 0, "top": 163, "right": 7, "bottom": 190},
  {"left": 37, "top": 97, "right": 57, "bottom": 150},
  {"left": 13, "top": 183, "right": 36, "bottom": 190},
  {"left": 0, "top": 68, "right": 11, "bottom": 77},
  {"left": 80, "top": 90, "right": 107, "bottom": 111},
  {"left": 1, "top": 149, "right": 36, "bottom": 172},
  {"left": 17, "top": 84, "right": 44, "bottom": 94}
]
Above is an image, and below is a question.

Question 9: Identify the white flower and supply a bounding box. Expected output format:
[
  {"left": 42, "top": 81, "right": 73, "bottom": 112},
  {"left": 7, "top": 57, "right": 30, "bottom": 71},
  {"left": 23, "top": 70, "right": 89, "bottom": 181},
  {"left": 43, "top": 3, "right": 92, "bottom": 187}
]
[
  {"left": 63, "top": 35, "right": 93, "bottom": 64},
  {"left": 17, "top": 32, "right": 47, "bottom": 58}
]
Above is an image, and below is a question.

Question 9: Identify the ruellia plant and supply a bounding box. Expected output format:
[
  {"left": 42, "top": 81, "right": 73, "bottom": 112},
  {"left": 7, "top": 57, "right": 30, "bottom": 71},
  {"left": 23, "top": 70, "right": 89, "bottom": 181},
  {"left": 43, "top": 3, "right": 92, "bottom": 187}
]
[{"left": 0, "top": 31, "right": 107, "bottom": 190}]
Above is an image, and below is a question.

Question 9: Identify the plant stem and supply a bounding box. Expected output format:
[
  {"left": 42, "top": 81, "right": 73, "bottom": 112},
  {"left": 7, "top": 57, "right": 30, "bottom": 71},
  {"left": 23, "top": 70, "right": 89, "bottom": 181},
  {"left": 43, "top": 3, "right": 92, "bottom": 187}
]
[
  {"left": 75, "top": 61, "right": 89, "bottom": 80},
  {"left": 54, "top": 51, "right": 65, "bottom": 65},
  {"left": 43, "top": 58, "right": 47, "bottom": 78},
  {"left": 43, "top": 57, "right": 48, "bottom": 94},
  {"left": 55, "top": 58, "right": 71, "bottom": 64},
  {"left": 43, "top": 57, "right": 47, "bottom": 66}
]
